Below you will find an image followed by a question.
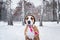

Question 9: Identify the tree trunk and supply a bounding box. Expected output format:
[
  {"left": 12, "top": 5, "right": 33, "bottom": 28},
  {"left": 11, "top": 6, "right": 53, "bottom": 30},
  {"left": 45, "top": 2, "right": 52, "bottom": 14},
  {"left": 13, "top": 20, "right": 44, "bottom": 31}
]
[
  {"left": 22, "top": 0, "right": 25, "bottom": 25},
  {"left": 8, "top": 15, "right": 13, "bottom": 25},
  {"left": 57, "top": 0, "right": 59, "bottom": 24},
  {"left": 40, "top": 6, "right": 43, "bottom": 26},
  {"left": 40, "top": 0, "right": 44, "bottom": 26},
  {"left": 40, "top": 15, "right": 43, "bottom": 26}
]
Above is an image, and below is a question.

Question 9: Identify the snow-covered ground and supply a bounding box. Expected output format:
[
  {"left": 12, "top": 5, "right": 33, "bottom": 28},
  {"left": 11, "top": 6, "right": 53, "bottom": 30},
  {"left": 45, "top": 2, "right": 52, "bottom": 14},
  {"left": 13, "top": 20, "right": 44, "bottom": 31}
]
[{"left": 0, "top": 21, "right": 60, "bottom": 40}]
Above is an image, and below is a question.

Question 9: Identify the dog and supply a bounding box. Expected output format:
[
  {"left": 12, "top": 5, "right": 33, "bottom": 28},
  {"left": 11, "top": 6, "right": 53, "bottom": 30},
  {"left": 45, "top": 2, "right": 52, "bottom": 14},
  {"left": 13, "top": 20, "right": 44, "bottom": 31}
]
[{"left": 24, "top": 15, "right": 40, "bottom": 40}]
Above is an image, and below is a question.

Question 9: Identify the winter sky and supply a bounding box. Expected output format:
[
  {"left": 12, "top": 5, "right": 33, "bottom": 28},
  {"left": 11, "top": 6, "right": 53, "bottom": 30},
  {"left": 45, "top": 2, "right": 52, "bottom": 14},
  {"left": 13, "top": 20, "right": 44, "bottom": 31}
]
[
  {"left": 11, "top": 0, "right": 60, "bottom": 9},
  {"left": 11, "top": 0, "right": 43, "bottom": 9}
]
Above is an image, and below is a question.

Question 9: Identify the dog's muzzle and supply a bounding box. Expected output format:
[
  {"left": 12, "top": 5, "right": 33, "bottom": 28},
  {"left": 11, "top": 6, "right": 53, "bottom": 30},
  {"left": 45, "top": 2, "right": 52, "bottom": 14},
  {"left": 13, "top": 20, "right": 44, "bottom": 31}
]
[{"left": 28, "top": 21, "right": 31, "bottom": 24}]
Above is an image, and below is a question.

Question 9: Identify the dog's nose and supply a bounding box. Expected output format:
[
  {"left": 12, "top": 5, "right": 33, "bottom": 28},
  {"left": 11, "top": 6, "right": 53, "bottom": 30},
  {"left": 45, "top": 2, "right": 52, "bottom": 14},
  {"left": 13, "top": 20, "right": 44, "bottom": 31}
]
[{"left": 28, "top": 21, "right": 31, "bottom": 24}]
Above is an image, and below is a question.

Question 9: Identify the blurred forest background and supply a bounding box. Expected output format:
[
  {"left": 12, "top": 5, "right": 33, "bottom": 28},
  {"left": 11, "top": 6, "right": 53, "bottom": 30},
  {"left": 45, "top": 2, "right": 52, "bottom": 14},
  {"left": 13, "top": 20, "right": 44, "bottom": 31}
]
[{"left": 0, "top": 0, "right": 60, "bottom": 25}]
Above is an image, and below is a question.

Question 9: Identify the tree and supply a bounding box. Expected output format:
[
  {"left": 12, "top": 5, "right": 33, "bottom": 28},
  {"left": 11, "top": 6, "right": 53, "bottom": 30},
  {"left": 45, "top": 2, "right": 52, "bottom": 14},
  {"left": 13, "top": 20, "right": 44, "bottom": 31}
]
[
  {"left": 6, "top": 0, "right": 13, "bottom": 25},
  {"left": 40, "top": 6, "right": 43, "bottom": 26},
  {"left": 57, "top": 0, "right": 59, "bottom": 24},
  {"left": 21, "top": 0, "right": 25, "bottom": 25},
  {"left": 40, "top": 0, "right": 45, "bottom": 26}
]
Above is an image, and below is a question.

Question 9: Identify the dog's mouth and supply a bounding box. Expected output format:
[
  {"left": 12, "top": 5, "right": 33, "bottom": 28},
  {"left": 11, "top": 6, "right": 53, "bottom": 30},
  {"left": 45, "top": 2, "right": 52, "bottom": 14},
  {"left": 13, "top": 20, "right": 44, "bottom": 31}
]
[{"left": 27, "top": 25, "right": 33, "bottom": 27}]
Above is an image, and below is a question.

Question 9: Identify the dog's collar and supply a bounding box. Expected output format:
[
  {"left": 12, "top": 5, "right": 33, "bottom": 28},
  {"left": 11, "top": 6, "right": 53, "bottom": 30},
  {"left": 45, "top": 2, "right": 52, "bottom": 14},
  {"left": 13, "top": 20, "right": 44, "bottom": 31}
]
[
  {"left": 27, "top": 25, "right": 33, "bottom": 32},
  {"left": 27, "top": 25, "right": 39, "bottom": 35}
]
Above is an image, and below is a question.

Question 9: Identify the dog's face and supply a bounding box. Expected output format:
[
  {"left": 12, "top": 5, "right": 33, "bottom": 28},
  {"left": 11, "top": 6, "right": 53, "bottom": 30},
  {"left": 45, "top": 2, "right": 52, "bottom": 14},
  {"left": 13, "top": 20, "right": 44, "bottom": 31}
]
[{"left": 24, "top": 15, "right": 35, "bottom": 25}]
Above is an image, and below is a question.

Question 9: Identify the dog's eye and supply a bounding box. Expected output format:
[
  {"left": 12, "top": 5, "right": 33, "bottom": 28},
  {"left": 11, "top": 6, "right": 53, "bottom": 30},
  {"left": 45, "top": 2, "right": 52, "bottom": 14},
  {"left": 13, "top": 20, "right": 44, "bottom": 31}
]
[
  {"left": 25, "top": 17, "right": 28, "bottom": 20},
  {"left": 31, "top": 17, "right": 34, "bottom": 20}
]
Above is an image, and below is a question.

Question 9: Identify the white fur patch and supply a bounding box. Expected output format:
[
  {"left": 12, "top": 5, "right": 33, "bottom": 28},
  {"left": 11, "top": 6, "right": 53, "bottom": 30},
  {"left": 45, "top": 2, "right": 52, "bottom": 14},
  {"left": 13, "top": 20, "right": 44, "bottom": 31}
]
[{"left": 26, "top": 26, "right": 34, "bottom": 39}]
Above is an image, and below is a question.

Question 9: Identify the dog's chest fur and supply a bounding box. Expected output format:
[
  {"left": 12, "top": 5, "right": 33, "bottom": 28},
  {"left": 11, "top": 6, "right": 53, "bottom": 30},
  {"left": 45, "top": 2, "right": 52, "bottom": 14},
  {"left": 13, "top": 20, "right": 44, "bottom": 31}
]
[{"left": 26, "top": 26, "right": 34, "bottom": 39}]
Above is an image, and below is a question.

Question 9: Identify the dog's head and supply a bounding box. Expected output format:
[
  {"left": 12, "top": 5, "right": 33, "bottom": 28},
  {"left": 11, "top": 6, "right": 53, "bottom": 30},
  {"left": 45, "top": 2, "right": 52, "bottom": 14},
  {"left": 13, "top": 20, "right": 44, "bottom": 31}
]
[{"left": 24, "top": 15, "right": 35, "bottom": 25}]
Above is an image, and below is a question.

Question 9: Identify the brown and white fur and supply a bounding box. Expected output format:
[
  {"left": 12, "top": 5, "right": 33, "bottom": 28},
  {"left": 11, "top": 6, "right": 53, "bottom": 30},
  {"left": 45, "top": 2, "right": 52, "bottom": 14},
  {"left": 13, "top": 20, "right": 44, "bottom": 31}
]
[{"left": 24, "top": 15, "right": 40, "bottom": 40}]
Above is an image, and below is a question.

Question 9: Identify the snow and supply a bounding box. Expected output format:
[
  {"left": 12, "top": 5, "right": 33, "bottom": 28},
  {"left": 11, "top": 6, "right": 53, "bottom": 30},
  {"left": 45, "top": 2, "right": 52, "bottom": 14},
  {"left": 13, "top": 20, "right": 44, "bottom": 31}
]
[{"left": 0, "top": 21, "right": 60, "bottom": 40}]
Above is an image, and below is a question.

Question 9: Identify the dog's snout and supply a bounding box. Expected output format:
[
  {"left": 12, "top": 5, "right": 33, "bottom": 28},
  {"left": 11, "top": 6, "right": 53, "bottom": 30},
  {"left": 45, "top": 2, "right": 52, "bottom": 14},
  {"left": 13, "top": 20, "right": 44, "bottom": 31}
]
[{"left": 28, "top": 21, "right": 31, "bottom": 24}]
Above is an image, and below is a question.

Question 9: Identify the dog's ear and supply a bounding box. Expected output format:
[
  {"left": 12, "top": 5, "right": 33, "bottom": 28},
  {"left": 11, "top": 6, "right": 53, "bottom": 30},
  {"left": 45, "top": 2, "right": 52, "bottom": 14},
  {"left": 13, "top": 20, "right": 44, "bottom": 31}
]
[
  {"left": 31, "top": 15, "right": 35, "bottom": 24},
  {"left": 33, "top": 16, "right": 35, "bottom": 24},
  {"left": 24, "top": 16, "right": 27, "bottom": 24}
]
